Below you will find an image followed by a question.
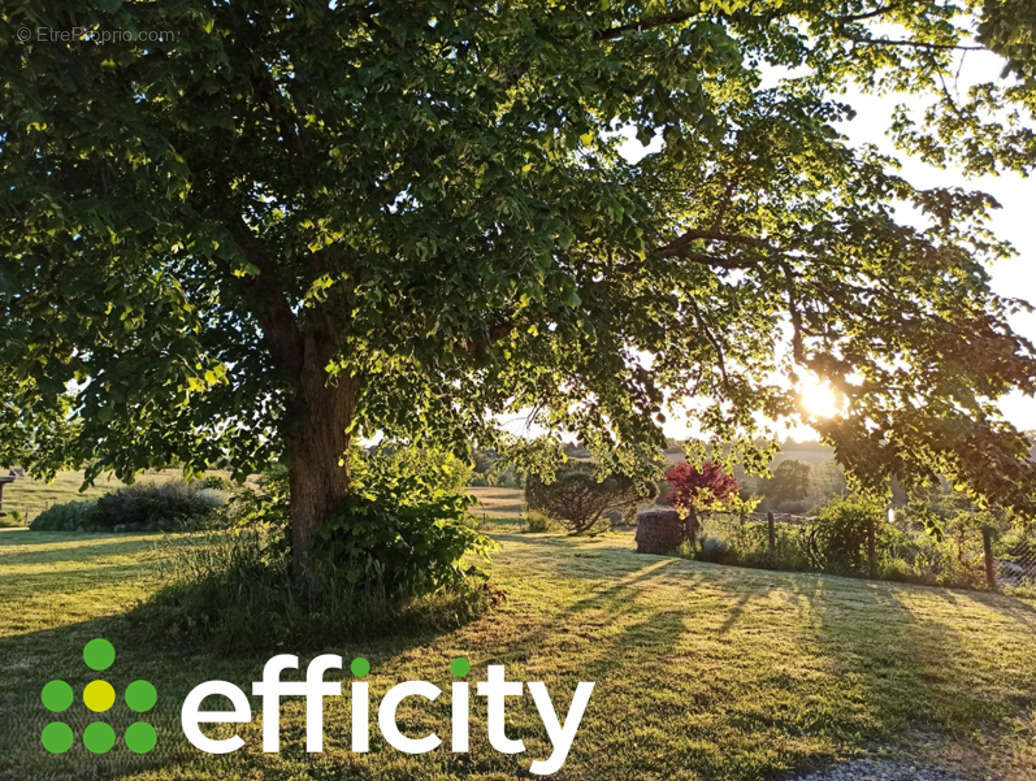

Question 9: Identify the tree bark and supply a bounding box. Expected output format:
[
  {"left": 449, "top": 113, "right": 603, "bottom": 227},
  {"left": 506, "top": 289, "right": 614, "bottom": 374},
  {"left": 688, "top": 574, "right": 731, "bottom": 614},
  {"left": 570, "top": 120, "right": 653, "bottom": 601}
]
[{"left": 284, "top": 332, "right": 356, "bottom": 586}]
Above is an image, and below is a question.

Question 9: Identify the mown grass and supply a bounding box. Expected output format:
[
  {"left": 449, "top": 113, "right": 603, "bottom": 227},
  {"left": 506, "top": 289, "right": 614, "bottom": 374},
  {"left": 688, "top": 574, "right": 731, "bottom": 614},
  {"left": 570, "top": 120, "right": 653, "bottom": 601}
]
[
  {"left": 467, "top": 486, "right": 526, "bottom": 522},
  {"left": 1, "top": 527, "right": 1034, "bottom": 780}
]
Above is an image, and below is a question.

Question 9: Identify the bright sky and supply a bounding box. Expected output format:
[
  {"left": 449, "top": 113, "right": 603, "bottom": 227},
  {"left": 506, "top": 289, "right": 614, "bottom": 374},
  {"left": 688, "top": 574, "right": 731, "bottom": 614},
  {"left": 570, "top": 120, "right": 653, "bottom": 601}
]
[{"left": 843, "top": 51, "right": 1036, "bottom": 432}]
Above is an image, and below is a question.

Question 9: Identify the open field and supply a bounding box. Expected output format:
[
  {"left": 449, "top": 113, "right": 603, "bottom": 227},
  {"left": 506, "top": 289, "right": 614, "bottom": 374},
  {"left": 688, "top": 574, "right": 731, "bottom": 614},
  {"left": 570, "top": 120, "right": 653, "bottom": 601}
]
[
  {"left": 0, "top": 470, "right": 193, "bottom": 526},
  {"left": 1, "top": 527, "right": 1034, "bottom": 780},
  {"left": 467, "top": 486, "right": 526, "bottom": 521}
]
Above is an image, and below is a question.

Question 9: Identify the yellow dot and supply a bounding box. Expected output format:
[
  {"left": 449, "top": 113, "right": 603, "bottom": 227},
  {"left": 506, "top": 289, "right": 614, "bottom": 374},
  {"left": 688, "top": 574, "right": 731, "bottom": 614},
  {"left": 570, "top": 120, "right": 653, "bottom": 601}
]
[{"left": 83, "top": 680, "right": 116, "bottom": 712}]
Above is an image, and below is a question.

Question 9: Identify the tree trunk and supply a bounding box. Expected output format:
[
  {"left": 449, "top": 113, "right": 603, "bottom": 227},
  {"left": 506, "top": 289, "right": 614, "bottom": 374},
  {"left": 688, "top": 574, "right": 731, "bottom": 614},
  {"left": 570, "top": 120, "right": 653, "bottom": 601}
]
[{"left": 284, "top": 337, "right": 357, "bottom": 586}]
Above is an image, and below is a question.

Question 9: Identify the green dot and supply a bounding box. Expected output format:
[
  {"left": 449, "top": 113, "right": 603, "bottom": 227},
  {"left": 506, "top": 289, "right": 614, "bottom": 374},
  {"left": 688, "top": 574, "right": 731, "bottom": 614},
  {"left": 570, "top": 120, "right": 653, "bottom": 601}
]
[
  {"left": 83, "top": 721, "right": 116, "bottom": 754},
  {"left": 125, "top": 680, "right": 157, "bottom": 712},
  {"left": 41, "top": 722, "right": 74, "bottom": 754},
  {"left": 83, "top": 638, "right": 116, "bottom": 671},
  {"left": 124, "top": 721, "right": 157, "bottom": 754},
  {"left": 350, "top": 657, "right": 370, "bottom": 677},
  {"left": 41, "top": 680, "right": 74, "bottom": 712},
  {"left": 451, "top": 657, "right": 471, "bottom": 677}
]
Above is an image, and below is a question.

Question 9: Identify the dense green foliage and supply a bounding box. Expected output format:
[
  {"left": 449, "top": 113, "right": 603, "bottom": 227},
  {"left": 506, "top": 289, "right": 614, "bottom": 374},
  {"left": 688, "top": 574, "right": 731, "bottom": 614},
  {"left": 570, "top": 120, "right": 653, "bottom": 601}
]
[
  {"left": 313, "top": 491, "right": 491, "bottom": 601},
  {"left": 809, "top": 496, "right": 885, "bottom": 574},
  {"left": 27, "top": 500, "right": 97, "bottom": 531},
  {"left": 26, "top": 482, "right": 224, "bottom": 531},
  {"left": 211, "top": 457, "right": 494, "bottom": 609},
  {"left": 356, "top": 442, "right": 475, "bottom": 497},
  {"left": 3, "top": 1, "right": 1036, "bottom": 571},
  {"left": 91, "top": 481, "right": 225, "bottom": 530}
]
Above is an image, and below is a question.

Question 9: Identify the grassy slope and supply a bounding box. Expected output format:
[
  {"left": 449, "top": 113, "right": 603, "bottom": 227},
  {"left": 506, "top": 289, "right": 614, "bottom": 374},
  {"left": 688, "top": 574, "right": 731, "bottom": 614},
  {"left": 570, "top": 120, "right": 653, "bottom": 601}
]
[
  {"left": 0, "top": 469, "right": 194, "bottom": 525},
  {"left": 467, "top": 486, "right": 526, "bottom": 521},
  {"left": 1, "top": 528, "right": 1034, "bottom": 781}
]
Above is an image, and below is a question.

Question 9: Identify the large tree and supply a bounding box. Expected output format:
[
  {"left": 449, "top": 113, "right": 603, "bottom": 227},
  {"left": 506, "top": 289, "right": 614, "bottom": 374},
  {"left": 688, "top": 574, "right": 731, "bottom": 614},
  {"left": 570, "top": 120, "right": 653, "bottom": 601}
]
[{"left": 3, "top": 1, "right": 1035, "bottom": 578}]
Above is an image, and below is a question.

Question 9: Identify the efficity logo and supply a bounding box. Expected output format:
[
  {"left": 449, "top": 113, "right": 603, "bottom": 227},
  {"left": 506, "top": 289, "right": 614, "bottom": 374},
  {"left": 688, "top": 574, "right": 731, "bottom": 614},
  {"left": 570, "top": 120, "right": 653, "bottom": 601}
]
[
  {"left": 40, "top": 638, "right": 158, "bottom": 755},
  {"left": 41, "top": 639, "right": 594, "bottom": 776}
]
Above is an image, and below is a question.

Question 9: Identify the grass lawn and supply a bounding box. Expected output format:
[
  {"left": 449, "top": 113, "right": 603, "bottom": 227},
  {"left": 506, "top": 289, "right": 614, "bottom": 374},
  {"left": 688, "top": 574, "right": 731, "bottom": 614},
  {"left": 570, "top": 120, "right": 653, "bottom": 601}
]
[{"left": 1, "top": 527, "right": 1035, "bottom": 780}]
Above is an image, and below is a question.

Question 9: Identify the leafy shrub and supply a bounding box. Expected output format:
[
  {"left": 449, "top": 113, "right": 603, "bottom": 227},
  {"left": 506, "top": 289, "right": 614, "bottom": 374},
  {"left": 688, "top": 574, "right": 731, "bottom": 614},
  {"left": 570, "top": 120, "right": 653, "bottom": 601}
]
[
  {"left": 193, "top": 474, "right": 233, "bottom": 491},
  {"left": 696, "top": 536, "right": 735, "bottom": 565},
  {"left": 313, "top": 491, "right": 491, "bottom": 601},
  {"left": 879, "top": 556, "right": 920, "bottom": 584},
  {"left": 524, "top": 510, "right": 558, "bottom": 533},
  {"left": 92, "top": 482, "right": 225, "bottom": 531},
  {"left": 525, "top": 461, "right": 656, "bottom": 534},
  {"left": 133, "top": 527, "right": 493, "bottom": 652},
  {"left": 29, "top": 501, "right": 97, "bottom": 531},
  {"left": 359, "top": 442, "right": 474, "bottom": 496},
  {"left": 214, "top": 466, "right": 290, "bottom": 529},
  {"left": 809, "top": 496, "right": 886, "bottom": 575}
]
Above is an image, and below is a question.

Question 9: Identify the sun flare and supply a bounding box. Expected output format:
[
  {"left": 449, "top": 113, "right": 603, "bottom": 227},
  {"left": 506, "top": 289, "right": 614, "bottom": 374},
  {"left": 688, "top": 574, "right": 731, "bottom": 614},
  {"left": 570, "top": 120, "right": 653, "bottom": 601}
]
[{"left": 798, "top": 376, "right": 842, "bottom": 419}]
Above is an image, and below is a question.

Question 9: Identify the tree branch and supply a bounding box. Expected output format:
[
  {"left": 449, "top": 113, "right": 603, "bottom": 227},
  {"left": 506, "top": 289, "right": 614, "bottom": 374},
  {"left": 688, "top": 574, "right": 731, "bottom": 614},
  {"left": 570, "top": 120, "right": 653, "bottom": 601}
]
[
  {"left": 593, "top": 11, "right": 698, "bottom": 41},
  {"left": 688, "top": 300, "right": 730, "bottom": 389},
  {"left": 223, "top": 218, "right": 305, "bottom": 378},
  {"left": 835, "top": 3, "right": 904, "bottom": 22},
  {"left": 845, "top": 36, "right": 983, "bottom": 51}
]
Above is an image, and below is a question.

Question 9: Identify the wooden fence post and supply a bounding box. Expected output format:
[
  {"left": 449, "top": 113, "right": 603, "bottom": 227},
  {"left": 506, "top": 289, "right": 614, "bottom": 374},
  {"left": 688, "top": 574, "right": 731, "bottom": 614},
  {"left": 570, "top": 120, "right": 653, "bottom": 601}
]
[
  {"left": 867, "top": 517, "right": 877, "bottom": 578},
  {"left": 982, "top": 527, "right": 997, "bottom": 591},
  {"left": 767, "top": 511, "right": 776, "bottom": 559}
]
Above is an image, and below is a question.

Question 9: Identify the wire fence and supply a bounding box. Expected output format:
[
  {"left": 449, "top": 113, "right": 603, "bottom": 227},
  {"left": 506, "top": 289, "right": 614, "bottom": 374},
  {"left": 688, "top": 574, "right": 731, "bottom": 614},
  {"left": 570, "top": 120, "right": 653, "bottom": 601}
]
[
  {"left": 0, "top": 497, "right": 56, "bottom": 526},
  {"left": 691, "top": 510, "right": 1036, "bottom": 595}
]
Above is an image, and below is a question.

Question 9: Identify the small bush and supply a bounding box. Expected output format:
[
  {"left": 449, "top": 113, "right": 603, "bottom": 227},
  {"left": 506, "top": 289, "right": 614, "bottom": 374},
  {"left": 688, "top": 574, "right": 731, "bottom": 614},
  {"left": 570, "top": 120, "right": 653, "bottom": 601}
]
[
  {"left": 809, "top": 496, "right": 886, "bottom": 575},
  {"left": 92, "top": 482, "right": 225, "bottom": 531},
  {"left": 313, "top": 491, "right": 492, "bottom": 602},
  {"left": 525, "top": 462, "right": 656, "bottom": 534},
  {"left": 524, "top": 510, "right": 558, "bottom": 533},
  {"left": 29, "top": 501, "right": 97, "bottom": 531},
  {"left": 696, "top": 536, "right": 734, "bottom": 565},
  {"left": 879, "top": 556, "right": 920, "bottom": 584},
  {"left": 193, "top": 474, "right": 233, "bottom": 491}
]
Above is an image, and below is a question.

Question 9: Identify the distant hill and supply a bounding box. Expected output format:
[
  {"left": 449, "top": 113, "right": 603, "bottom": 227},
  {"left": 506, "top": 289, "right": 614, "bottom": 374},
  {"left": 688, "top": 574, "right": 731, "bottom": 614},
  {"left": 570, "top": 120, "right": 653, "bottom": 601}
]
[
  {"left": 773, "top": 440, "right": 835, "bottom": 467},
  {"left": 662, "top": 439, "right": 835, "bottom": 468}
]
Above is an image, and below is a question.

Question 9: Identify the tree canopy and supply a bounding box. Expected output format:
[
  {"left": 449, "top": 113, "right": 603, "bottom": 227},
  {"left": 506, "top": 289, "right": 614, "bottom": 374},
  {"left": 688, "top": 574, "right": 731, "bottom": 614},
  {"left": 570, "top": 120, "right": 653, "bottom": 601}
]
[{"left": 3, "top": 1, "right": 1035, "bottom": 570}]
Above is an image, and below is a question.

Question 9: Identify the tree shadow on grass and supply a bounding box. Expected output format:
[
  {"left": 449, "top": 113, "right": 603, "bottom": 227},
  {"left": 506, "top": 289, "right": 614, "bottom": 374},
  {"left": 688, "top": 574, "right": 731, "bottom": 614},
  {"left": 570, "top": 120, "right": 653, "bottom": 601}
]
[
  {"left": 0, "top": 534, "right": 169, "bottom": 563},
  {"left": 0, "top": 582, "right": 493, "bottom": 781},
  {"left": 778, "top": 574, "right": 1036, "bottom": 778},
  {"left": 485, "top": 538, "right": 1036, "bottom": 780},
  {"left": 0, "top": 565, "right": 154, "bottom": 600}
]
